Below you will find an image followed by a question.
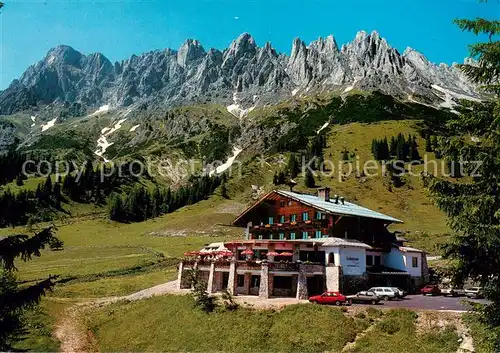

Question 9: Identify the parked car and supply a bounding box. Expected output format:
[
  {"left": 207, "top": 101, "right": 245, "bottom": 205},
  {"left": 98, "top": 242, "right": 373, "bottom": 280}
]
[
  {"left": 420, "top": 285, "right": 441, "bottom": 296},
  {"left": 309, "top": 292, "right": 349, "bottom": 306},
  {"left": 367, "top": 287, "right": 398, "bottom": 300},
  {"left": 391, "top": 287, "right": 407, "bottom": 298},
  {"left": 441, "top": 287, "right": 466, "bottom": 297},
  {"left": 465, "top": 287, "right": 484, "bottom": 299},
  {"left": 346, "top": 291, "right": 381, "bottom": 305}
]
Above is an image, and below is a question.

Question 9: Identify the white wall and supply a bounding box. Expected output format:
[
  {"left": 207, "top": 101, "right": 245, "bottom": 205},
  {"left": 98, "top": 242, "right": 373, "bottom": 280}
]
[
  {"left": 383, "top": 248, "right": 407, "bottom": 272},
  {"left": 404, "top": 252, "right": 422, "bottom": 277},
  {"left": 340, "top": 247, "right": 366, "bottom": 276},
  {"left": 323, "top": 247, "right": 340, "bottom": 266}
]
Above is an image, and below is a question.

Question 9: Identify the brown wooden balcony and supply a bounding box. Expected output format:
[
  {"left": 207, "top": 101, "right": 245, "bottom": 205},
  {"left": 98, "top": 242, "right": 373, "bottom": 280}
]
[
  {"left": 236, "top": 261, "right": 262, "bottom": 271},
  {"left": 269, "top": 262, "right": 300, "bottom": 272}
]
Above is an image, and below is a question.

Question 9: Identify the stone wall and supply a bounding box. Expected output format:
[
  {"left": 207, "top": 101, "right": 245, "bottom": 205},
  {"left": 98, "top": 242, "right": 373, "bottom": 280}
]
[
  {"left": 341, "top": 274, "right": 369, "bottom": 295},
  {"left": 325, "top": 265, "right": 341, "bottom": 292},
  {"left": 259, "top": 262, "right": 270, "bottom": 298}
]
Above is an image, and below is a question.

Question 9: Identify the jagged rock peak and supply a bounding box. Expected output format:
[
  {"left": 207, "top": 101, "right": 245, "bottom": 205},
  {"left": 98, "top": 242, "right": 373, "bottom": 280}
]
[
  {"left": 290, "top": 38, "right": 307, "bottom": 59},
  {"left": 227, "top": 32, "right": 257, "bottom": 56},
  {"left": 309, "top": 35, "right": 339, "bottom": 53},
  {"left": 44, "top": 45, "right": 84, "bottom": 66},
  {"left": 177, "top": 39, "right": 206, "bottom": 67}
]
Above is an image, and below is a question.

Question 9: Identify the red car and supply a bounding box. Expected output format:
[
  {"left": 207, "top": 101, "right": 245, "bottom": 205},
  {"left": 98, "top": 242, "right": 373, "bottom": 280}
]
[
  {"left": 308, "top": 291, "right": 349, "bottom": 306},
  {"left": 420, "top": 285, "right": 441, "bottom": 296}
]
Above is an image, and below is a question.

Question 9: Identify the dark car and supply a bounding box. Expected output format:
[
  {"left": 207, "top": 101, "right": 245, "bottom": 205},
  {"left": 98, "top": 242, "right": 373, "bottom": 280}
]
[
  {"left": 346, "top": 291, "right": 381, "bottom": 305},
  {"left": 420, "top": 284, "right": 441, "bottom": 296},
  {"left": 308, "top": 291, "right": 349, "bottom": 306}
]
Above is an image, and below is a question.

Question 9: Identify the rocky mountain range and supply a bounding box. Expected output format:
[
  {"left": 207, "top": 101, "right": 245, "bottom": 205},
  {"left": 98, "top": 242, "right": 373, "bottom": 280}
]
[{"left": 0, "top": 30, "right": 478, "bottom": 116}]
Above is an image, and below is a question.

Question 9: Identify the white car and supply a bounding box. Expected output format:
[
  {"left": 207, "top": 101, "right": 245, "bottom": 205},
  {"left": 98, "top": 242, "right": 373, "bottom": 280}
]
[
  {"left": 367, "top": 287, "right": 398, "bottom": 300},
  {"left": 441, "top": 287, "right": 466, "bottom": 297},
  {"left": 465, "top": 287, "right": 484, "bottom": 299},
  {"left": 391, "top": 287, "right": 407, "bottom": 298}
]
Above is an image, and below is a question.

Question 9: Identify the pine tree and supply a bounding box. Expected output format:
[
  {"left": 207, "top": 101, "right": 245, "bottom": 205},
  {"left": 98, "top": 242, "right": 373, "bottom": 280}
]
[
  {"left": 287, "top": 154, "right": 300, "bottom": 178},
  {"left": 220, "top": 180, "right": 228, "bottom": 199},
  {"left": 0, "top": 227, "right": 61, "bottom": 350},
  {"left": 431, "top": 135, "right": 438, "bottom": 151},
  {"left": 15, "top": 174, "right": 23, "bottom": 187},
  {"left": 109, "top": 193, "right": 125, "bottom": 222},
  {"left": 304, "top": 169, "right": 315, "bottom": 188},
  {"left": 410, "top": 136, "right": 421, "bottom": 161},
  {"left": 53, "top": 181, "right": 62, "bottom": 209},
  {"left": 428, "top": 13, "right": 500, "bottom": 344},
  {"left": 43, "top": 175, "right": 52, "bottom": 195},
  {"left": 425, "top": 133, "right": 432, "bottom": 152}
]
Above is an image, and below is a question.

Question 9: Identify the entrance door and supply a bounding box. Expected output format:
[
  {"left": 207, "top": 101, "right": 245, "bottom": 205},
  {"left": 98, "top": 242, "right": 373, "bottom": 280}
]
[
  {"left": 307, "top": 275, "right": 324, "bottom": 296},
  {"left": 222, "top": 272, "right": 229, "bottom": 289}
]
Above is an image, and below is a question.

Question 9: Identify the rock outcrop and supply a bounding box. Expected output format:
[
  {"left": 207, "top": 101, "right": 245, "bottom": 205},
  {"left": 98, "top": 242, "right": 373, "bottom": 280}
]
[{"left": 0, "top": 30, "right": 478, "bottom": 115}]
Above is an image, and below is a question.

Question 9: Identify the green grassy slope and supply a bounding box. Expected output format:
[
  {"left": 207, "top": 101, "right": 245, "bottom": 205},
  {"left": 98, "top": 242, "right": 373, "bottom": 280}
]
[{"left": 88, "top": 296, "right": 459, "bottom": 353}]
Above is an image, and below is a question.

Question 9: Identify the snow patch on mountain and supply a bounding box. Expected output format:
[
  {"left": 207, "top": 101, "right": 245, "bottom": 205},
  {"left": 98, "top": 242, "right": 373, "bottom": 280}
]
[
  {"left": 431, "top": 84, "right": 480, "bottom": 109},
  {"left": 227, "top": 92, "right": 255, "bottom": 118},
  {"left": 343, "top": 86, "right": 354, "bottom": 93},
  {"left": 90, "top": 104, "right": 111, "bottom": 116},
  {"left": 94, "top": 118, "right": 127, "bottom": 162},
  {"left": 317, "top": 122, "right": 330, "bottom": 134},
  {"left": 209, "top": 146, "right": 242, "bottom": 176},
  {"left": 41, "top": 118, "right": 57, "bottom": 132},
  {"left": 129, "top": 124, "right": 140, "bottom": 132},
  {"left": 292, "top": 88, "right": 299, "bottom": 96},
  {"left": 30, "top": 116, "right": 36, "bottom": 122}
]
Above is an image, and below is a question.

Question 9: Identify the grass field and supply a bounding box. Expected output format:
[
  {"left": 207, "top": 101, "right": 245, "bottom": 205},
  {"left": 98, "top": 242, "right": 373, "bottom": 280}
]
[
  {"left": 88, "top": 296, "right": 460, "bottom": 353},
  {"left": 3, "top": 119, "right": 459, "bottom": 351}
]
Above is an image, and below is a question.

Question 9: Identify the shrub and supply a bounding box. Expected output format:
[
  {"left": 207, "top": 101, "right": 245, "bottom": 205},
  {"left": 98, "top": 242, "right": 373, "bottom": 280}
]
[{"left": 379, "top": 318, "right": 401, "bottom": 335}]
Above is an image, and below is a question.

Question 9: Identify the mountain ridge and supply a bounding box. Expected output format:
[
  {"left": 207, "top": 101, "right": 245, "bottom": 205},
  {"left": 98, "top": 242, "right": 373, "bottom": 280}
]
[{"left": 0, "top": 30, "right": 478, "bottom": 115}]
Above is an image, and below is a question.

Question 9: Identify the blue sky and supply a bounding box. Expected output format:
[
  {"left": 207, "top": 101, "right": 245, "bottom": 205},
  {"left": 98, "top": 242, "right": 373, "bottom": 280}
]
[{"left": 1, "top": 0, "right": 498, "bottom": 89}]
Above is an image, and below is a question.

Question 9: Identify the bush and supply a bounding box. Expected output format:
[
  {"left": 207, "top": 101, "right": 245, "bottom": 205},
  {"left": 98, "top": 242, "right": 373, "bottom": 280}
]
[{"left": 379, "top": 318, "right": 401, "bottom": 335}]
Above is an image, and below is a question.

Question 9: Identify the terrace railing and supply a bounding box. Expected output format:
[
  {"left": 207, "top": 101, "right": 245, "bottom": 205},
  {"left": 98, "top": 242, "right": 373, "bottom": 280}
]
[
  {"left": 269, "top": 262, "right": 300, "bottom": 272},
  {"left": 236, "top": 261, "right": 262, "bottom": 271}
]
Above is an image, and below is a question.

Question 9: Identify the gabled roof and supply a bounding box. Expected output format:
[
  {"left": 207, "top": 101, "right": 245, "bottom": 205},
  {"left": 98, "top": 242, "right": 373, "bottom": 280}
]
[{"left": 276, "top": 190, "right": 403, "bottom": 223}]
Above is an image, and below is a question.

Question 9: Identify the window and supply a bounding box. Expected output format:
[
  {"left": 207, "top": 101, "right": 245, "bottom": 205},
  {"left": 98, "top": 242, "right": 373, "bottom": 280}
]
[
  {"left": 374, "top": 255, "right": 381, "bottom": 266},
  {"left": 237, "top": 275, "right": 245, "bottom": 287},
  {"left": 316, "top": 211, "right": 322, "bottom": 220},
  {"left": 291, "top": 214, "right": 297, "bottom": 222},
  {"left": 279, "top": 215, "right": 285, "bottom": 223},
  {"left": 280, "top": 200, "right": 285, "bottom": 207},
  {"left": 258, "top": 234, "right": 263, "bottom": 240},
  {"left": 279, "top": 232, "right": 285, "bottom": 240},
  {"left": 288, "top": 200, "right": 293, "bottom": 206},
  {"left": 412, "top": 256, "right": 418, "bottom": 268},
  {"left": 315, "top": 230, "right": 322, "bottom": 239},
  {"left": 302, "top": 212, "right": 309, "bottom": 221},
  {"left": 302, "top": 231, "right": 309, "bottom": 240},
  {"left": 268, "top": 217, "right": 274, "bottom": 225},
  {"left": 290, "top": 232, "right": 296, "bottom": 240},
  {"left": 366, "top": 255, "right": 373, "bottom": 266},
  {"left": 273, "top": 276, "right": 292, "bottom": 289},
  {"left": 251, "top": 275, "right": 260, "bottom": 288},
  {"left": 269, "top": 233, "right": 274, "bottom": 240}
]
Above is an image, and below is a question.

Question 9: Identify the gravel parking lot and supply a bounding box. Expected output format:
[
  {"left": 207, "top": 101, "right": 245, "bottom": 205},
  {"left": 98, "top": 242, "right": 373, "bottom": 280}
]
[{"left": 356, "top": 294, "right": 490, "bottom": 311}]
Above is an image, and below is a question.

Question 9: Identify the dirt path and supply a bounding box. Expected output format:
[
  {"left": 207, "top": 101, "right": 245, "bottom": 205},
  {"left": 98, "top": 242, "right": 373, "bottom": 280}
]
[
  {"left": 53, "top": 280, "right": 185, "bottom": 352},
  {"left": 53, "top": 281, "right": 476, "bottom": 353}
]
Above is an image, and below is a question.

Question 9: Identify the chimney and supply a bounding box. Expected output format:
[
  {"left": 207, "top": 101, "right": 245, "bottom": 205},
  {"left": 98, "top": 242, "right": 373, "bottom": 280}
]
[
  {"left": 334, "top": 194, "right": 339, "bottom": 204},
  {"left": 317, "top": 187, "right": 331, "bottom": 202},
  {"left": 340, "top": 196, "right": 345, "bottom": 205},
  {"left": 288, "top": 179, "right": 297, "bottom": 192}
]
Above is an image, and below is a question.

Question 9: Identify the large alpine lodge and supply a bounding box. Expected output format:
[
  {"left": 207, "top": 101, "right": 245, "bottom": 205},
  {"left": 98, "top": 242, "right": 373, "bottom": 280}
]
[{"left": 177, "top": 187, "right": 429, "bottom": 299}]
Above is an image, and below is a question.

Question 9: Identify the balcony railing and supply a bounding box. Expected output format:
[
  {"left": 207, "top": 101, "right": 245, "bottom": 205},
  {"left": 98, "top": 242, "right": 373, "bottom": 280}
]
[
  {"left": 236, "top": 261, "right": 262, "bottom": 271},
  {"left": 269, "top": 262, "right": 300, "bottom": 272}
]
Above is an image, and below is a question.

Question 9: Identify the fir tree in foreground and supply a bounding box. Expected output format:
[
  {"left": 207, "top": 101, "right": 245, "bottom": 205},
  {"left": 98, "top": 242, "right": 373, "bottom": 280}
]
[
  {"left": 0, "top": 227, "right": 61, "bottom": 350},
  {"left": 428, "top": 13, "right": 500, "bottom": 349}
]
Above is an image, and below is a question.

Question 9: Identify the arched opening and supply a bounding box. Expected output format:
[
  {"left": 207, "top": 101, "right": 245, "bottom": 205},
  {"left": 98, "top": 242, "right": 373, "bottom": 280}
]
[{"left": 328, "top": 252, "right": 335, "bottom": 265}]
